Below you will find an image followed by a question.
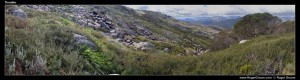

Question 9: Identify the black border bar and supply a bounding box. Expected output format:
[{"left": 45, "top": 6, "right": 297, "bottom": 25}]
[{"left": 4, "top": 0, "right": 297, "bottom": 4}]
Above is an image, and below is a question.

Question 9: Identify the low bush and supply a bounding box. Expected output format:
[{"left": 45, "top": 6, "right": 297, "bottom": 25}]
[{"left": 5, "top": 15, "right": 29, "bottom": 29}]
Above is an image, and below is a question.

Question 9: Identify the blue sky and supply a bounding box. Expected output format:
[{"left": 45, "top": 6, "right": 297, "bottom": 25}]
[{"left": 124, "top": 5, "right": 295, "bottom": 18}]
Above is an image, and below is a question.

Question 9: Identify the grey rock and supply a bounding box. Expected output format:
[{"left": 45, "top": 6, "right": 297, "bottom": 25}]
[
  {"left": 137, "top": 29, "right": 152, "bottom": 36},
  {"left": 163, "top": 48, "right": 170, "bottom": 53},
  {"left": 41, "top": 6, "right": 50, "bottom": 11},
  {"left": 99, "top": 22, "right": 110, "bottom": 30},
  {"left": 117, "top": 34, "right": 124, "bottom": 39},
  {"left": 124, "top": 29, "right": 138, "bottom": 36},
  {"left": 105, "top": 20, "right": 113, "bottom": 25},
  {"left": 77, "top": 19, "right": 87, "bottom": 26},
  {"left": 105, "top": 14, "right": 113, "bottom": 20},
  {"left": 87, "top": 23, "right": 95, "bottom": 28},
  {"left": 73, "top": 6, "right": 86, "bottom": 14},
  {"left": 110, "top": 30, "right": 116, "bottom": 33},
  {"left": 73, "top": 34, "right": 97, "bottom": 50},
  {"left": 111, "top": 33, "right": 118, "bottom": 39},
  {"left": 9, "top": 8, "right": 27, "bottom": 19},
  {"left": 124, "top": 42, "right": 131, "bottom": 46},
  {"left": 28, "top": 5, "right": 39, "bottom": 9},
  {"left": 116, "top": 31, "right": 125, "bottom": 39},
  {"left": 185, "top": 50, "right": 190, "bottom": 54},
  {"left": 148, "top": 36, "right": 156, "bottom": 40},
  {"left": 192, "top": 50, "right": 197, "bottom": 54},
  {"left": 177, "top": 53, "right": 184, "bottom": 56},
  {"left": 133, "top": 42, "right": 155, "bottom": 51},
  {"left": 239, "top": 40, "right": 249, "bottom": 44},
  {"left": 126, "top": 39, "right": 131, "bottom": 43},
  {"left": 93, "top": 23, "right": 101, "bottom": 30},
  {"left": 116, "top": 38, "right": 122, "bottom": 42}
]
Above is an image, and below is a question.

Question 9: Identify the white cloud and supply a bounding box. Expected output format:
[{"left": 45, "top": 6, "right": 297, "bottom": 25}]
[{"left": 124, "top": 5, "right": 295, "bottom": 17}]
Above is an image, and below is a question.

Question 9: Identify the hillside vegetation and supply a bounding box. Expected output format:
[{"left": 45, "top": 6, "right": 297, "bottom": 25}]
[{"left": 5, "top": 5, "right": 295, "bottom": 75}]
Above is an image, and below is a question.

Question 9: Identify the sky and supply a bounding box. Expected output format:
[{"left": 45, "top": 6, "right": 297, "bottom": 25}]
[{"left": 124, "top": 5, "right": 295, "bottom": 18}]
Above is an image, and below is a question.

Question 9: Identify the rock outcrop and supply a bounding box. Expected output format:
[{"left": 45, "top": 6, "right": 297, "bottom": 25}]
[
  {"left": 163, "top": 48, "right": 170, "bottom": 53},
  {"left": 21, "top": 5, "right": 219, "bottom": 53},
  {"left": 133, "top": 42, "right": 155, "bottom": 51},
  {"left": 7, "top": 6, "right": 27, "bottom": 19},
  {"left": 73, "top": 34, "right": 97, "bottom": 50},
  {"left": 239, "top": 40, "right": 249, "bottom": 44}
]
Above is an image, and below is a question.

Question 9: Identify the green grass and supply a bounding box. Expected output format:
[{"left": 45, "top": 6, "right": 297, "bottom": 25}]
[
  {"left": 196, "top": 32, "right": 295, "bottom": 74},
  {"left": 5, "top": 7, "right": 120, "bottom": 75},
  {"left": 110, "top": 8, "right": 212, "bottom": 54},
  {"left": 5, "top": 5, "right": 295, "bottom": 75},
  {"left": 120, "top": 32, "right": 295, "bottom": 75}
]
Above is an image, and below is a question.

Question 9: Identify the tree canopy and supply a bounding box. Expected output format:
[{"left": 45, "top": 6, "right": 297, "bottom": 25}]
[{"left": 233, "top": 12, "right": 282, "bottom": 40}]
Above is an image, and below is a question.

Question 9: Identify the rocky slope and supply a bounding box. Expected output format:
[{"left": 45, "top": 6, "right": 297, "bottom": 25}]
[
  {"left": 5, "top": 5, "right": 295, "bottom": 75},
  {"left": 19, "top": 5, "right": 219, "bottom": 55}
]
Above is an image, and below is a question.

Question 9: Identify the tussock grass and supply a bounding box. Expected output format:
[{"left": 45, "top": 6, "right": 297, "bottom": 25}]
[
  {"left": 120, "top": 32, "right": 295, "bottom": 75},
  {"left": 5, "top": 6, "right": 295, "bottom": 75}
]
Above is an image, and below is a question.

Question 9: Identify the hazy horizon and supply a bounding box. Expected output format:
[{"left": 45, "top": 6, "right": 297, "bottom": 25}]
[{"left": 124, "top": 5, "right": 295, "bottom": 18}]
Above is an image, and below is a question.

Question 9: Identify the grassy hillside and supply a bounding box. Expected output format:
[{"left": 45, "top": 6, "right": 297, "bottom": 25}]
[
  {"left": 93, "top": 5, "right": 215, "bottom": 50},
  {"left": 5, "top": 5, "right": 295, "bottom": 75},
  {"left": 120, "top": 32, "right": 295, "bottom": 75},
  {"left": 5, "top": 7, "right": 124, "bottom": 75},
  {"left": 199, "top": 32, "right": 295, "bottom": 74}
]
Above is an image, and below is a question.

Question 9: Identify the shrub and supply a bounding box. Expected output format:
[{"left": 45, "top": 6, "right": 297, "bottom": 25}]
[
  {"left": 5, "top": 8, "right": 101, "bottom": 75},
  {"left": 5, "top": 42, "right": 24, "bottom": 75},
  {"left": 234, "top": 12, "right": 282, "bottom": 39},
  {"left": 282, "top": 62, "right": 295, "bottom": 75},
  {"left": 79, "top": 46, "right": 114, "bottom": 75},
  {"left": 5, "top": 5, "right": 295, "bottom": 75},
  {"left": 45, "top": 26, "right": 75, "bottom": 48},
  {"left": 26, "top": 52, "right": 47, "bottom": 75},
  {"left": 273, "top": 21, "right": 295, "bottom": 34},
  {"left": 135, "top": 36, "right": 148, "bottom": 42},
  {"left": 5, "top": 15, "right": 28, "bottom": 29},
  {"left": 60, "top": 18, "right": 72, "bottom": 26},
  {"left": 5, "top": 5, "right": 19, "bottom": 14},
  {"left": 210, "top": 30, "right": 238, "bottom": 50},
  {"left": 240, "top": 64, "right": 252, "bottom": 74}
]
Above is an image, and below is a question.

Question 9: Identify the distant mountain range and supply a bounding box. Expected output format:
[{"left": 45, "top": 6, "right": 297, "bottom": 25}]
[
  {"left": 279, "top": 16, "right": 295, "bottom": 21},
  {"left": 176, "top": 15, "right": 295, "bottom": 29},
  {"left": 5, "top": 5, "right": 295, "bottom": 75}
]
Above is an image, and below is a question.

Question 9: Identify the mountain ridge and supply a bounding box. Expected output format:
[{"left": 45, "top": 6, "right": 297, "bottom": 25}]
[
  {"left": 177, "top": 15, "right": 294, "bottom": 29},
  {"left": 5, "top": 5, "right": 295, "bottom": 75},
  {"left": 18, "top": 5, "right": 220, "bottom": 55}
]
